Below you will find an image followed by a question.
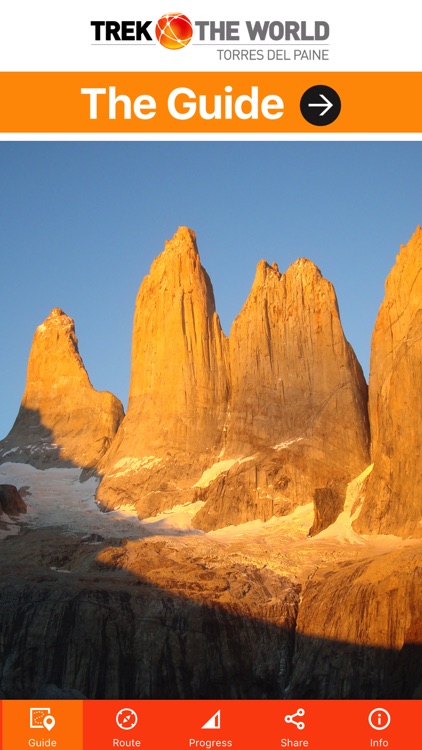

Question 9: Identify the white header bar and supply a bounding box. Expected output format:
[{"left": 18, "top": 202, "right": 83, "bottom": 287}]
[{"left": 0, "top": 1, "right": 421, "bottom": 72}]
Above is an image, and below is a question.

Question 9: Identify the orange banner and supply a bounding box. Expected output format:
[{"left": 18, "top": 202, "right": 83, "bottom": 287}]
[{"left": 0, "top": 72, "right": 421, "bottom": 132}]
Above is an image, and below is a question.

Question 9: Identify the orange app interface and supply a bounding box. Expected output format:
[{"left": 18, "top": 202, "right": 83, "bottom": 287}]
[{"left": 0, "top": 2, "right": 420, "bottom": 750}]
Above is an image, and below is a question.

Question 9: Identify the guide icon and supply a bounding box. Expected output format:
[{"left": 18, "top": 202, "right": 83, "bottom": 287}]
[{"left": 29, "top": 708, "right": 56, "bottom": 731}]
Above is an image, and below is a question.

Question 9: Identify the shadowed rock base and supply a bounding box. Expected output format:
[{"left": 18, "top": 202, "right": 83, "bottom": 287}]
[{"left": 0, "top": 528, "right": 419, "bottom": 699}]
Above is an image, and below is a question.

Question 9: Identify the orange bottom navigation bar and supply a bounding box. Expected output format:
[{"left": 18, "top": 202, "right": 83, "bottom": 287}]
[{"left": 0, "top": 700, "right": 418, "bottom": 749}]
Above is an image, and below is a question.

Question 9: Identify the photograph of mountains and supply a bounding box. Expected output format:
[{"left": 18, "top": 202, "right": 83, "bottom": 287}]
[{"left": 0, "top": 143, "right": 420, "bottom": 700}]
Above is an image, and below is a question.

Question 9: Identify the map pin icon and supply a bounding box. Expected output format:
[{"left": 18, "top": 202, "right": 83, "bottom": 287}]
[{"left": 43, "top": 715, "right": 55, "bottom": 731}]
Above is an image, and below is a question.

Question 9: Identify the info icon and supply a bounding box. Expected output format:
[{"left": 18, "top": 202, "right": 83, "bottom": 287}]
[
  {"left": 300, "top": 85, "right": 341, "bottom": 126},
  {"left": 368, "top": 708, "right": 391, "bottom": 731}
]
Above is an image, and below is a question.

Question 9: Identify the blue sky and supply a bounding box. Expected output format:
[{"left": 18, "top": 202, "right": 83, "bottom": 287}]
[{"left": 0, "top": 141, "right": 421, "bottom": 439}]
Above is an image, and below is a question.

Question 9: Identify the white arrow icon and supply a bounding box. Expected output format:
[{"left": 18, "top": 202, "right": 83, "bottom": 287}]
[{"left": 308, "top": 93, "right": 333, "bottom": 116}]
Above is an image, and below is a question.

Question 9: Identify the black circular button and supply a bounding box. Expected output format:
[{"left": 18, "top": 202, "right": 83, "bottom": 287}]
[{"left": 300, "top": 85, "right": 341, "bottom": 126}]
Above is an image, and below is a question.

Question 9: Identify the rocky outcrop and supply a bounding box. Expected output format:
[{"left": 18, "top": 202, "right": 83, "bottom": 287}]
[
  {"left": 0, "top": 529, "right": 298, "bottom": 699},
  {"left": 0, "top": 485, "right": 27, "bottom": 516},
  {"left": 226, "top": 259, "right": 368, "bottom": 457},
  {"left": 97, "top": 227, "right": 230, "bottom": 515},
  {"left": 288, "top": 544, "right": 422, "bottom": 698},
  {"left": 0, "top": 308, "right": 124, "bottom": 469},
  {"left": 0, "top": 525, "right": 419, "bottom": 699},
  {"left": 98, "top": 243, "right": 369, "bottom": 531},
  {"left": 354, "top": 227, "right": 422, "bottom": 537},
  {"left": 194, "top": 259, "right": 370, "bottom": 531},
  {"left": 0, "top": 228, "right": 371, "bottom": 534}
]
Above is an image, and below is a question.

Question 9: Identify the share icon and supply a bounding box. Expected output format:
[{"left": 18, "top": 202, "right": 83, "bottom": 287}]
[{"left": 284, "top": 708, "right": 305, "bottom": 730}]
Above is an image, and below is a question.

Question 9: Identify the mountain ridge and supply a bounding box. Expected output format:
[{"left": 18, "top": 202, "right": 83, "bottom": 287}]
[{"left": 1, "top": 225, "right": 420, "bottom": 539}]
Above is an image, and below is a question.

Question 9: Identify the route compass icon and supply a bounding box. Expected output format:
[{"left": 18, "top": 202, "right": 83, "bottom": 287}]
[{"left": 116, "top": 708, "right": 138, "bottom": 731}]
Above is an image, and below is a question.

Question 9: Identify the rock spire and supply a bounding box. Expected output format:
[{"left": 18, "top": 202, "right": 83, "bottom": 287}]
[
  {"left": 354, "top": 226, "right": 422, "bottom": 537},
  {"left": 0, "top": 308, "right": 124, "bottom": 469},
  {"left": 193, "top": 256, "right": 370, "bottom": 531},
  {"left": 96, "top": 227, "right": 230, "bottom": 515}
]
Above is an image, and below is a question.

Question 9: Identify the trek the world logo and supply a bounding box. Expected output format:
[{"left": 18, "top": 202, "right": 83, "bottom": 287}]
[
  {"left": 90, "top": 14, "right": 329, "bottom": 49},
  {"left": 156, "top": 13, "right": 193, "bottom": 49}
]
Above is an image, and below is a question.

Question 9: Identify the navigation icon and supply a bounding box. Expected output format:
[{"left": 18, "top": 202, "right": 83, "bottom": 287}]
[
  {"left": 116, "top": 708, "right": 138, "bottom": 731},
  {"left": 30, "top": 708, "right": 56, "bottom": 731},
  {"left": 285, "top": 708, "right": 305, "bottom": 730},
  {"left": 300, "top": 85, "right": 341, "bottom": 126},
  {"left": 368, "top": 708, "right": 391, "bottom": 731},
  {"left": 202, "top": 710, "right": 221, "bottom": 730}
]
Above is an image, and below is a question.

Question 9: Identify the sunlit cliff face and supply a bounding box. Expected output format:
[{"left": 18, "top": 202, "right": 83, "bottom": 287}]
[
  {"left": 0, "top": 307, "right": 124, "bottom": 469},
  {"left": 96, "top": 226, "right": 369, "bottom": 534},
  {"left": 354, "top": 225, "right": 422, "bottom": 538}
]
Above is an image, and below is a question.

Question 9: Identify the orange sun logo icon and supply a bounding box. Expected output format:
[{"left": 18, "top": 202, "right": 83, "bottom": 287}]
[{"left": 156, "top": 13, "right": 193, "bottom": 49}]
